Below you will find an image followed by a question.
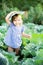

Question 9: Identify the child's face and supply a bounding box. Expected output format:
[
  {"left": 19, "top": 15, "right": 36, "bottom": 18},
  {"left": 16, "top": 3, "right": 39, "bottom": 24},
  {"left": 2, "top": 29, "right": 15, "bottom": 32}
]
[{"left": 13, "top": 15, "right": 23, "bottom": 26}]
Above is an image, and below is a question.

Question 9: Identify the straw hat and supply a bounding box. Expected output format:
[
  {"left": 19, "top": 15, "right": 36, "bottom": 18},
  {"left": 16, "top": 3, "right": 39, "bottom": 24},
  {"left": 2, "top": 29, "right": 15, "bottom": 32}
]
[
  {"left": 11, "top": 11, "right": 24, "bottom": 16},
  {"left": 9, "top": 11, "right": 25, "bottom": 20}
]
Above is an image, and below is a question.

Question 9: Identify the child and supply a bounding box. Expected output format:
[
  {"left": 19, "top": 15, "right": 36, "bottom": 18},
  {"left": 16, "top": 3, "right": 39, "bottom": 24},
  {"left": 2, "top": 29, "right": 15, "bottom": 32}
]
[{"left": 4, "top": 11, "right": 31, "bottom": 55}]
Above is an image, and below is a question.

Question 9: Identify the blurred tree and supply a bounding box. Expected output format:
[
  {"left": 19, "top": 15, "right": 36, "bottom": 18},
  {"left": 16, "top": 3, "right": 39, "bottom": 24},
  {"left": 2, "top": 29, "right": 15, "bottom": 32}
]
[{"left": 0, "top": 0, "right": 43, "bottom": 25}]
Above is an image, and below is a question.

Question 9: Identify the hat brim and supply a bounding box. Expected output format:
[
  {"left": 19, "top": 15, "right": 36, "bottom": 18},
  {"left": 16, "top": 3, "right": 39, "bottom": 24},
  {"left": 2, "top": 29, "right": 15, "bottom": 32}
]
[{"left": 12, "top": 11, "right": 24, "bottom": 17}]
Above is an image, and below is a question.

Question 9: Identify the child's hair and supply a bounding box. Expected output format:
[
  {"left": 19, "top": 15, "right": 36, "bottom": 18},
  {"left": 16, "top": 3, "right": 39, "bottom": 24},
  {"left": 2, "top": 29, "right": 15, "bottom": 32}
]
[{"left": 11, "top": 14, "right": 19, "bottom": 22}]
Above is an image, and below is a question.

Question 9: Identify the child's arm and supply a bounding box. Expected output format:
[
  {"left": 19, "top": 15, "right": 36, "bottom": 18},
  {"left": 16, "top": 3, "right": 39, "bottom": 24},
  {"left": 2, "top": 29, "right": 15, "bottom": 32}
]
[
  {"left": 5, "top": 11, "right": 14, "bottom": 25},
  {"left": 22, "top": 32, "right": 31, "bottom": 38}
]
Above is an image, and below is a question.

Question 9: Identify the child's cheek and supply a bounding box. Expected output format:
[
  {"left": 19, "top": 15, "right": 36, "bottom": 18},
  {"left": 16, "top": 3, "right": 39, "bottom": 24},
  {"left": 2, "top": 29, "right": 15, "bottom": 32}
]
[{"left": 13, "top": 21, "right": 17, "bottom": 25}]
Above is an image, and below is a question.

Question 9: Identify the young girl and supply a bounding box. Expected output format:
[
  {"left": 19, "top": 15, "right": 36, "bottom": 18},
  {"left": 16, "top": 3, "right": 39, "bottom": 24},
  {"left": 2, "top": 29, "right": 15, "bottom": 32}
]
[{"left": 4, "top": 11, "right": 31, "bottom": 55}]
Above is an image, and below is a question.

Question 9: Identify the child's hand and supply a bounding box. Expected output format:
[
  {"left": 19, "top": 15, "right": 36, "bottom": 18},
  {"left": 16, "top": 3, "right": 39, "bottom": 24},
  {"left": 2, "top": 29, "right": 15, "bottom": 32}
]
[
  {"left": 28, "top": 35, "right": 32, "bottom": 38},
  {"left": 22, "top": 33, "right": 32, "bottom": 39}
]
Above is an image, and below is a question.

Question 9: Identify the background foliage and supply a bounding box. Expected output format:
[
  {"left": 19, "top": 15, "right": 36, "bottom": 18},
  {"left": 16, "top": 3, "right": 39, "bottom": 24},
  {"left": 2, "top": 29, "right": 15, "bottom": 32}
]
[
  {"left": 0, "top": 0, "right": 43, "bottom": 65},
  {"left": 0, "top": 0, "right": 43, "bottom": 25}
]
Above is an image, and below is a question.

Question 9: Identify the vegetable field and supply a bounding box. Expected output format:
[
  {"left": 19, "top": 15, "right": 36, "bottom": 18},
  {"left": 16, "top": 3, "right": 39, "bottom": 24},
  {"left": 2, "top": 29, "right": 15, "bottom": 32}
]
[{"left": 0, "top": 22, "right": 43, "bottom": 65}]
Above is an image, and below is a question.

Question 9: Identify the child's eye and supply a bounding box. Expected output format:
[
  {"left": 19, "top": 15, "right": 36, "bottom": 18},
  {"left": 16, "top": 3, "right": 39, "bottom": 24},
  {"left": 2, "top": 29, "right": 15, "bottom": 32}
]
[
  {"left": 18, "top": 20, "right": 20, "bottom": 21},
  {"left": 18, "top": 19, "right": 22, "bottom": 21}
]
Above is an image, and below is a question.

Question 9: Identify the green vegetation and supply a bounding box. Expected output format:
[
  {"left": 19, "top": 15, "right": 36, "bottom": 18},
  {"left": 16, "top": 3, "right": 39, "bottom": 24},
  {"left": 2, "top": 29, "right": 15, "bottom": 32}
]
[
  {"left": 0, "top": 53, "right": 8, "bottom": 65},
  {"left": 0, "top": 0, "right": 43, "bottom": 65},
  {"left": 0, "top": 0, "right": 43, "bottom": 25},
  {"left": 0, "top": 22, "right": 43, "bottom": 65}
]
